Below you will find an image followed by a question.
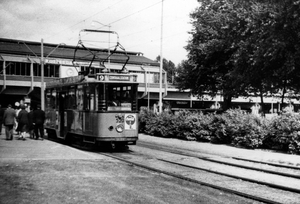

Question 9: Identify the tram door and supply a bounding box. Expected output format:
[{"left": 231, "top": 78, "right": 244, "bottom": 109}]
[{"left": 59, "top": 92, "right": 65, "bottom": 137}]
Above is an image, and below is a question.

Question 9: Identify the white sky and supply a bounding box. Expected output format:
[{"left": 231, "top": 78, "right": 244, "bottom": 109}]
[{"left": 0, "top": 0, "right": 199, "bottom": 65}]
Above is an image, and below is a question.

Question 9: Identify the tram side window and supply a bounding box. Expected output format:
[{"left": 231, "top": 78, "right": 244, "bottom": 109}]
[
  {"left": 83, "top": 85, "right": 96, "bottom": 111},
  {"left": 77, "top": 85, "right": 84, "bottom": 111},
  {"left": 65, "top": 87, "right": 76, "bottom": 109},
  {"left": 45, "top": 89, "right": 56, "bottom": 109},
  {"left": 97, "top": 84, "right": 105, "bottom": 111}
]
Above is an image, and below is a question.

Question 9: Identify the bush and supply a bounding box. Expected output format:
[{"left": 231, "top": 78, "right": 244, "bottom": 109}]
[
  {"left": 227, "top": 109, "right": 266, "bottom": 148},
  {"left": 139, "top": 109, "right": 179, "bottom": 138},
  {"left": 173, "top": 111, "right": 212, "bottom": 141},
  {"left": 264, "top": 112, "right": 300, "bottom": 154},
  {"left": 182, "top": 112, "right": 212, "bottom": 141},
  {"left": 138, "top": 108, "right": 300, "bottom": 154},
  {"left": 208, "top": 113, "right": 231, "bottom": 144},
  {"left": 138, "top": 109, "right": 156, "bottom": 133}
]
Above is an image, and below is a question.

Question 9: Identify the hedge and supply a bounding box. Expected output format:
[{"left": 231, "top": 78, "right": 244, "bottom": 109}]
[{"left": 138, "top": 108, "right": 300, "bottom": 155}]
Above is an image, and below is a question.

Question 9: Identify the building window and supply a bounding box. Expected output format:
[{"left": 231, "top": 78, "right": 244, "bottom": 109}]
[
  {"left": 80, "top": 66, "right": 102, "bottom": 75},
  {"left": 2, "top": 61, "right": 31, "bottom": 76},
  {"left": 33, "top": 63, "right": 41, "bottom": 76},
  {"left": 32, "top": 63, "right": 59, "bottom": 77}
]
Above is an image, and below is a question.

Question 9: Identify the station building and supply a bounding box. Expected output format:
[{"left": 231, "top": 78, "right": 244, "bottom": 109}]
[
  {"left": 0, "top": 38, "right": 298, "bottom": 113},
  {"left": 0, "top": 37, "right": 195, "bottom": 111}
]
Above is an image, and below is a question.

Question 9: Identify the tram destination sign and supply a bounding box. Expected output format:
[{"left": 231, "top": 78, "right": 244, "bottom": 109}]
[{"left": 108, "top": 75, "right": 130, "bottom": 81}]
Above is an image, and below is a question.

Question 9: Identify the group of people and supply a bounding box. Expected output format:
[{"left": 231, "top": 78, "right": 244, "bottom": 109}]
[{"left": 0, "top": 104, "right": 45, "bottom": 141}]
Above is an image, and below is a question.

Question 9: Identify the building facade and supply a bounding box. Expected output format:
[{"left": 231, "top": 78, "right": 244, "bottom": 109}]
[
  {"left": 1, "top": 38, "right": 298, "bottom": 114},
  {"left": 0, "top": 38, "right": 173, "bottom": 110}
]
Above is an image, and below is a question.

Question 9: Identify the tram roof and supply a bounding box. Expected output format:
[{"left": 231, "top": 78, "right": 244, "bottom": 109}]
[
  {"left": 46, "top": 73, "right": 139, "bottom": 88},
  {"left": 0, "top": 38, "right": 159, "bottom": 66}
]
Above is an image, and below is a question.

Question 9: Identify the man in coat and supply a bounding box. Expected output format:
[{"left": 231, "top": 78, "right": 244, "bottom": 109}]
[
  {"left": 33, "top": 105, "right": 45, "bottom": 140},
  {"left": 17, "top": 105, "right": 29, "bottom": 140},
  {"left": 3, "top": 104, "right": 16, "bottom": 140},
  {"left": 27, "top": 107, "right": 35, "bottom": 139}
]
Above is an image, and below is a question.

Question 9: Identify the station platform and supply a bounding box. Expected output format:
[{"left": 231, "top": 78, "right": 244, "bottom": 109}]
[{"left": 0, "top": 129, "right": 103, "bottom": 161}]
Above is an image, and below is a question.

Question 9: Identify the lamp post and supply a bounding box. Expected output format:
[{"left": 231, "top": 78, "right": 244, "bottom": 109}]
[
  {"left": 159, "top": 0, "right": 164, "bottom": 113},
  {"left": 41, "top": 39, "right": 44, "bottom": 110},
  {"left": 92, "top": 21, "right": 111, "bottom": 69}
]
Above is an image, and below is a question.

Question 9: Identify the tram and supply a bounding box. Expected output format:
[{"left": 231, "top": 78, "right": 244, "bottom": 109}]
[{"left": 44, "top": 72, "right": 139, "bottom": 148}]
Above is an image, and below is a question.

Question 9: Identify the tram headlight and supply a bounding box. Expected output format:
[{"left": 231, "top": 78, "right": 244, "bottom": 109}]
[{"left": 115, "top": 124, "right": 124, "bottom": 133}]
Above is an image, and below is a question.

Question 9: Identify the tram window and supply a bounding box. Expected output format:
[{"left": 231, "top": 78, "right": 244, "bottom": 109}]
[
  {"left": 83, "top": 85, "right": 96, "bottom": 111},
  {"left": 107, "top": 84, "right": 135, "bottom": 111},
  {"left": 97, "top": 84, "right": 105, "bottom": 111},
  {"left": 77, "top": 85, "right": 84, "bottom": 111},
  {"left": 65, "top": 87, "right": 76, "bottom": 109},
  {"left": 45, "top": 89, "right": 57, "bottom": 109},
  {"left": 52, "top": 89, "right": 57, "bottom": 109},
  {"left": 89, "top": 85, "right": 95, "bottom": 110}
]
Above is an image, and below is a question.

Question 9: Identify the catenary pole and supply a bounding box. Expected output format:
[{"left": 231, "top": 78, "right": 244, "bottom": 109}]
[
  {"left": 41, "top": 39, "right": 45, "bottom": 110},
  {"left": 159, "top": 0, "right": 164, "bottom": 113}
]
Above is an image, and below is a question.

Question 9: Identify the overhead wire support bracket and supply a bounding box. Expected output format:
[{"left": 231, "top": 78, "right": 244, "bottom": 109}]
[
  {"left": 73, "top": 29, "right": 130, "bottom": 74},
  {"left": 79, "top": 29, "right": 119, "bottom": 44}
]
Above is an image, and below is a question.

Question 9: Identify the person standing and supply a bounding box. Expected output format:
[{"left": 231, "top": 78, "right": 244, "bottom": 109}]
[
  {"left": 33, "top": 105, "right": 45, "bottom": 140},
  {"left": 15, "top": 104, "right": 21, "bottom": 136},
  {"left": 27, "top": 106, "right": 34, "bottom": 139},
  {"left": 0, "top": 104, "right": 5, "bottom": 135},
  {"left": 17, "top": 105, "right": 29, "bottom": 140},
  {"left": 3, "top": 104, "right": 16, "bottom": 140}
]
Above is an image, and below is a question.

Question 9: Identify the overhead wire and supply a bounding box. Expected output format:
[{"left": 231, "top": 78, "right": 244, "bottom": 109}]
[
  {"left": 48, "top": 0, "right": 164, "bottom": 45},
  {"left": 107, "top": 0, "right": 162, "bottom": 25},
  {"left": 75, "top": 0, "right": 164, "bottom": 50},
  {"left": 48, "top": 0, "right": 192, "bottom": 63},
  {"left": 44, "top": 0, "right": 124, "bottom": 42}
]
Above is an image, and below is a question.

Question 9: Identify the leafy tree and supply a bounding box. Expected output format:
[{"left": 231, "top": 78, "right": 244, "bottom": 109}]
[
  {"left": 177, "top": 0, "right": 251, "bottom": 109},
  {"left": 234, "top": 0, "right": 300, "bottom": 111},
  {"left": 156, "top": 56, "right": 176, "bottom": 84},
  {"left": 177, "top": 0, "right": 300, "bottom": 111}
]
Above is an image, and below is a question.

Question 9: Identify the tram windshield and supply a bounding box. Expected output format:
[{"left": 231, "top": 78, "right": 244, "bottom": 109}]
[
  {"left": 45, "top": 81, "right": 138, "bottom": 112},
  {"left": 106, "top": 84, "right": 137, "bottom": 111}
]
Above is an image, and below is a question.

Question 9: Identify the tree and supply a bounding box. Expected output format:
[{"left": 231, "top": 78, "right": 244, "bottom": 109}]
[
  {"left": 233, "top": 0, "right": 300, "bottom": 111},
  {"left": 156, "top": 56, "right": 176, "bottom": 84},
  {"left": 177, "top": 0, "right": 251, "bottom": 109},
  {"left": 177, "top": 0, "right": 300, "bottom": 111}
]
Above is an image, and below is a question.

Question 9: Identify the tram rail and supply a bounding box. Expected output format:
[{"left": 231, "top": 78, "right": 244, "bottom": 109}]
[
  {"left": 97, "top": 141, "right": 300, "bottom": 204},
  {"left": 137, "top": 141, "right": 300, "bottom": 179},
  {"left": 49, "top": 136, "right": 300, "bottom": 203}
]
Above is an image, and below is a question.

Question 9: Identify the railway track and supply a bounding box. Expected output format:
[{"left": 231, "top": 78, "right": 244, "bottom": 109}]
[{"left": 99, "top": 141, "right": 300, "bottom": 204}]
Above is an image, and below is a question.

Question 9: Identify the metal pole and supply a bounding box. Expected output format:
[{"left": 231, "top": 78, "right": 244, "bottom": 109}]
[
  {"left": 159, "top": 0, "right": 164, "bottom": 113},
  {"left": 41, "top": 39, "right": 45, "bottom": 110},
  {"left": 108, "top": 25, "right": 111, "bottom": 69},
  {"left": 148, "top": 71, "right": 150, "bottom": 110}
]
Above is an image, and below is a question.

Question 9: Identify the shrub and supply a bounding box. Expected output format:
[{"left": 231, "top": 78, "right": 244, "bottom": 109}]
[
  {"left": 182, "top": 112, "right": 212, "bottom": 141},
  {"left": 173, "top": 111, "right": 212, "bottom": 141},
  {"left": 139, "top": 109, "right": 180, "bottom": 138},
  {"left": 138, "top": 108, "right": 300, "bottom": 154},
  {"left": 138, "top": 109, "right": 156, "bottom": 133},
  {"left": 151, "top": 111, "right": 177, "bottom": 138},
  {"left": 208, "top": 113, "right": 231, "bottom": 144},
  {"left": 224, "top": 109, "right": 266, "bottom": 149},
  {"left": 265, "top": 112, "right": 300, "bottom": 154}
]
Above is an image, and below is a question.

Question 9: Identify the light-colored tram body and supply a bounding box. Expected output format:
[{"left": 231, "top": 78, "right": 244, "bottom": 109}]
[{"left": 45, "top": 73, "right": 139, "bottom": 147}]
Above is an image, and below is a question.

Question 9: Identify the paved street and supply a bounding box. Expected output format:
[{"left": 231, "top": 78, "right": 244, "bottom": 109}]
[
  {"left": 0, "top": 132, "right": 254, "bottom": 204},
  {"left": 1, "top": 129, "right": 299, "bottom": 204}
]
